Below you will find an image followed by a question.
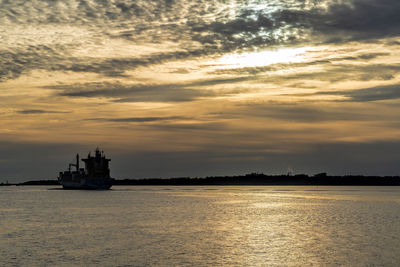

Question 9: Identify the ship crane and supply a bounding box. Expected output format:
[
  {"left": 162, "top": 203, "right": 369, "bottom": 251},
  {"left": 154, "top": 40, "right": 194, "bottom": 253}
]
[{"left": 68, "top": 154, "right": 80, "bottom": 171}]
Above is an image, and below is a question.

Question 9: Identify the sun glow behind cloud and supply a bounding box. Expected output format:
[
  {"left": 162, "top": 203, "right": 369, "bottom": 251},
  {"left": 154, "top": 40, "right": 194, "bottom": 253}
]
[{"left": 214, "top": 47, "right": 312, "bottom": 69}]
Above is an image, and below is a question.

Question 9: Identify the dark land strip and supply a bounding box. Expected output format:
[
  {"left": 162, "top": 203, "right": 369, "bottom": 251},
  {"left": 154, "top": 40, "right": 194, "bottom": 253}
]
[{"left": 4, "top": 173, "right": 400, "bottom": 186}]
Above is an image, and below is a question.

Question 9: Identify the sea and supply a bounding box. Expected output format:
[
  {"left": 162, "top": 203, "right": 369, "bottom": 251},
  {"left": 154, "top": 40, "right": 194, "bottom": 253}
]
[{"left": 1, "top": 186, "right": 400, "bottom": 266}]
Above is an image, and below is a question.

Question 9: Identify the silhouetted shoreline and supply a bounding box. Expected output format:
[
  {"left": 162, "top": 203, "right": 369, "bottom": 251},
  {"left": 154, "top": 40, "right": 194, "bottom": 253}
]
[{"left": 4, "top": 173, "right": 400, "bottom": 186}]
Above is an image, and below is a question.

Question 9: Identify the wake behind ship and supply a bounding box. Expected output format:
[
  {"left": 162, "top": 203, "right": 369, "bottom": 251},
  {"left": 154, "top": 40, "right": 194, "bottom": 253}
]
[{"left": 58, "top": 148, "right": 114, "bottom": 190}]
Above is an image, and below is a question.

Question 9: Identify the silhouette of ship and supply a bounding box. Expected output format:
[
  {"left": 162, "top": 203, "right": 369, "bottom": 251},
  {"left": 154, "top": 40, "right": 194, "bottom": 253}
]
[{"left": 58, "top": 148, "right": 114, "bottom": 189}]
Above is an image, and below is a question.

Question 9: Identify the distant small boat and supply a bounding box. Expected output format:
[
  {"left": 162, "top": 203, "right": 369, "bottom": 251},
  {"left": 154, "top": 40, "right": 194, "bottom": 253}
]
[{"left": 58, "top": 148, "right": 114, "bottom": 190}]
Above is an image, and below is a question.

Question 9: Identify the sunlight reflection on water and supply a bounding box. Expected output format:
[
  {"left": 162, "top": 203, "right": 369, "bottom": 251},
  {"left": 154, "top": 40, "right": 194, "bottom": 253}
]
[{"left": 1, "top": 186, "right": 400, "bottom": 266}]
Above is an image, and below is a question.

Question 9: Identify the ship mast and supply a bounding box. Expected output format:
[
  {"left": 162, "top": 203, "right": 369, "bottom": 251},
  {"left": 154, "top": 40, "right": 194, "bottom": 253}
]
[
  {"left": 68, "top": 153, "right": 80, "bottom": 171},
  {"left": 76, "top": 153, "right": 79, "bottom": 170}
]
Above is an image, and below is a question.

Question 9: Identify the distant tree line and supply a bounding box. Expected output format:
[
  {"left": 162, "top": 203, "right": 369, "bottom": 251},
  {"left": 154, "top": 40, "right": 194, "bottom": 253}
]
[
  {"left": 3, "top": 173, "right": 400, "bottom": 186},
  {"left": 113, "top": 173, "right": 400, "bottom": 186}
]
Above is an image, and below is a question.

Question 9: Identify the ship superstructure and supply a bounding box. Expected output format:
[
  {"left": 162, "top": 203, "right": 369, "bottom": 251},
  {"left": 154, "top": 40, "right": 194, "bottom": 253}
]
[{"left": 58, "top": 148, "right": 114, "bottom": 189}]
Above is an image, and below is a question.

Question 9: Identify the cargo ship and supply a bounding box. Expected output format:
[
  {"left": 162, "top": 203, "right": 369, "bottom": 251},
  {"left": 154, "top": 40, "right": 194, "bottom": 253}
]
[{"left": 58, "top": 148, "right": 114, "bottom": 190}]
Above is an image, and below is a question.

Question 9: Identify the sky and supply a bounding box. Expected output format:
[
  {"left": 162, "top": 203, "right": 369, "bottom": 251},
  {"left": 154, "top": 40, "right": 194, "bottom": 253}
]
[{"left": 1, "top": 0, "right": 400, "bottom": 182}]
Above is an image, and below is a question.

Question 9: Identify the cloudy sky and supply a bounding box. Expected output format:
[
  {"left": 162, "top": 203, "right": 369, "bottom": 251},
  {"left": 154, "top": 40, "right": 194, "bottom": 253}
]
[{"left": 1, "top": 0, "right": 400, "bottom": 182}]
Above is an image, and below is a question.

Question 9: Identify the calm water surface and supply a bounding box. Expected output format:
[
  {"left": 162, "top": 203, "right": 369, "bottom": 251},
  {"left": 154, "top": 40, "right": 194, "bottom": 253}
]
[{"left": 1, "top": 186, "right": 400, "bottom": 266}]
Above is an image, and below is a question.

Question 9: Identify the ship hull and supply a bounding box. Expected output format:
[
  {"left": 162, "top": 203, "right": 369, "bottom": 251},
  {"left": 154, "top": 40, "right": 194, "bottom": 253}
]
[{"left": 59, "top": 177, "right": 114, "bottom": 190}]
